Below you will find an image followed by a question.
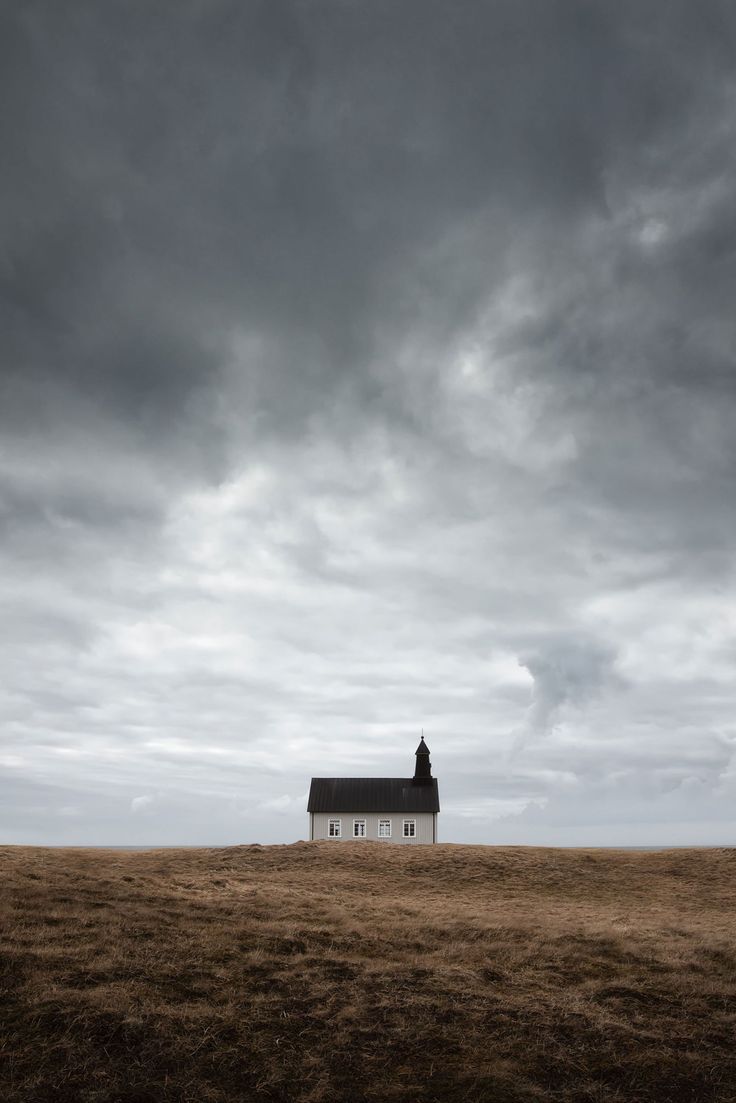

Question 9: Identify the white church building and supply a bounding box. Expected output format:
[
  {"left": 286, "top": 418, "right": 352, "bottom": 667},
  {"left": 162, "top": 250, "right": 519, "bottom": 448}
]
[{"left": 307, "top": 737, "right": 440, "bottom": 843}]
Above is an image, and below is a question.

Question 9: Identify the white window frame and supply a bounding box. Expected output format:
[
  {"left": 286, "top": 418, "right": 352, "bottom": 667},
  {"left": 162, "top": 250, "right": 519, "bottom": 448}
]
[
  {"left": 403, "top": 819, "right": 416, "bottom": 838},
  {"left": 328, "top": 819, "right": 342, "bottom": 838},
  {"left": 378, "top": 819, "right": 392, "bottom": 838},
  {"left": 353, "top": 819, "right": 367, "bottom": 838}
]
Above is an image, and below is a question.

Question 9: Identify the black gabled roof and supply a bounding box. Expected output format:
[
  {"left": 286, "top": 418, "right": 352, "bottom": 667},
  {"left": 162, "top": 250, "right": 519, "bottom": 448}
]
[{"left": 307, "top": 777, "right": 440, "bottom": 814}]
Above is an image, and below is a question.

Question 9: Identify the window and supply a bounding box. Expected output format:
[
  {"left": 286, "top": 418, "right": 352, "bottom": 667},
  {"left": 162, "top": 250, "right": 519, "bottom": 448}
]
[
  {"left": 353, "top": 819, "right": 366, "bottom": 838},
  {"left": 403, "top": 819, "right": 416, "bottom": 838},
  {"left": 328, "top": 819, "right": 341, "bottom": 838},
  {"left": 378, "top": 819, "right": 392, "bottom": 838}
]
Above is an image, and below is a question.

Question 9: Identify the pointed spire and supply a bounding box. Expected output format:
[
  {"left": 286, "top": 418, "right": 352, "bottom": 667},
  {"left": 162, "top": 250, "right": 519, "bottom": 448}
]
[{"left": 413, "top": 734, "right": 432, "bottom": 785}]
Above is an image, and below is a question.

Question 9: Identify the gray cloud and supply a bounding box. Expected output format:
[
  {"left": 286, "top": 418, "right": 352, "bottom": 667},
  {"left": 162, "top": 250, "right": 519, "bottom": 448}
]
[
  {"left": 512, "top": 637, "right": 619, "bottom": 750},
  {"left": 2, "top": 2, "right": 736, "bottom": 845}
]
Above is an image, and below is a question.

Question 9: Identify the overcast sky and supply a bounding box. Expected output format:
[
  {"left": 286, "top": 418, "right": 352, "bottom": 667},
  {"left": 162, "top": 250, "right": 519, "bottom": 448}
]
[{"left": 2, "top": 1, "right": 736, "bottom": 846}]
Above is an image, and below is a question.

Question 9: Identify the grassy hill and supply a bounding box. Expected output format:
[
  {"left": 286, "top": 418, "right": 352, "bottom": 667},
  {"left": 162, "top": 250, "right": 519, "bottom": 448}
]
[{"left": 1, "top": 842, "right": 735, "bottom": 1102}]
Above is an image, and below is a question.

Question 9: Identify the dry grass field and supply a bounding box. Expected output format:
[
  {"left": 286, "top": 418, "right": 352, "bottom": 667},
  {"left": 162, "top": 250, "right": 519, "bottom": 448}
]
[{"left": 1, "top": 842, "right": 735, "bottom": 1103}]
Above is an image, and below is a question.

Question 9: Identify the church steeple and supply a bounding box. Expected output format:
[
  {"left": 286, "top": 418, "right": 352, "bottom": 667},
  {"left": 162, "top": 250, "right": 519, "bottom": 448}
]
[{"left": 412, "top": 735, "right": 433, "bottom": 785}]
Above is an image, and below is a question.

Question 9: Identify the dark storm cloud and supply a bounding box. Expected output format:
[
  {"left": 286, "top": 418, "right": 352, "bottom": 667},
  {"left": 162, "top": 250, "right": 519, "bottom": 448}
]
[
  {"left": 2, "top": 1, "right": 736, "bottom": 844},
  {"left": 5, "top": 0, "right": 734, "bottom": 430}
]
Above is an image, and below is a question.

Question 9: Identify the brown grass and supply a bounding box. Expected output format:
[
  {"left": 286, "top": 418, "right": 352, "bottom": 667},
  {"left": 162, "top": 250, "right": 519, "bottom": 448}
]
[{"left": 1, "top": 842, "right": 735, "bottom": 1102}]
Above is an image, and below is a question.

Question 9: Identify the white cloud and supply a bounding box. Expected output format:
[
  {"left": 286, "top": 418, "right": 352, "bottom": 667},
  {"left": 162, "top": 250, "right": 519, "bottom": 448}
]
[{"left": 130, "top": 795, "right": 155, "bottom": 815}]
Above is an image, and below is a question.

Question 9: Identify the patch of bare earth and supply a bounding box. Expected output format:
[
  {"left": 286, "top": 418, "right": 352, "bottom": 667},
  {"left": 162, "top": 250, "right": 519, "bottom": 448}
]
[{"left": 1, "top": 843, "right": 735, "bottom": 1102}]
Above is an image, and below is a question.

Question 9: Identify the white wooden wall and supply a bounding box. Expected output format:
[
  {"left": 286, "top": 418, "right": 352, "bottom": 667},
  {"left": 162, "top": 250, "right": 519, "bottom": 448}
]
[{"left": 310, "top": 811, "right": 436, "bottom": 844}]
